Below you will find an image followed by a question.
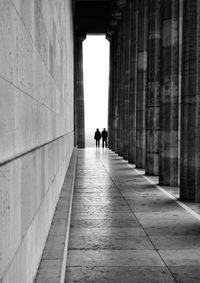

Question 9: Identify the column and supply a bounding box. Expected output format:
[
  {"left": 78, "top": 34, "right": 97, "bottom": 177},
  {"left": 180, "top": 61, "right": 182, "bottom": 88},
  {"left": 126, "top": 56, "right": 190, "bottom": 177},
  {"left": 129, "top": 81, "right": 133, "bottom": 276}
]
[
  {"left": 136, "top": 0, "right": 148, "bottom": 168},
  {"left": 178, "top": 0, "right": 183, "bottom": 182},
  {"left": 114, "top": 27, "right": 122, "bottom": 153},
  {"left": 118, "top": 20, "right": 125, "bottom": 156},
  {"left": 123, "top": 1, "right": 131, "bottom": 159},
  {"left": 108, "top": 37, "right": 114, "bottom": 150},
  {"left": 74, "top": 35, "right": 86, "bottom": 148},
  {"left": 112, "top": 34, "right": 119, "bottom": 153},
  {"left": 180, "top": 0, "right": 200, "bottom": 201},
  {"left": 129, "top": 0, "right": 138, "bottom": 163},
  {"left": 159, "top": 0, "right": 179, "bottom": 185},
  {"left": 145, "top": 0, "right": 160, "bottom": 175}
]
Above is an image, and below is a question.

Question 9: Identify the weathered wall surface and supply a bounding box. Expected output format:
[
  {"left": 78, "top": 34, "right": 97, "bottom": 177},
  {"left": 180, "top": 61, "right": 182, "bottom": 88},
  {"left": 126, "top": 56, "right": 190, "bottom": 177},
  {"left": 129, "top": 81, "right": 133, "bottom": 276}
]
[{"left": 0, "top": 0, "right": 74, "bottom": 282}]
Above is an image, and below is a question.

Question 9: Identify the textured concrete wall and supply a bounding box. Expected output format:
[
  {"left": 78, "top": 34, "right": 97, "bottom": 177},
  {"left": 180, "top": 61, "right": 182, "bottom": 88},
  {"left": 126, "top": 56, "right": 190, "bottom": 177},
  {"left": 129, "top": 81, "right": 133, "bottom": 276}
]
[{"left": 0, "top": 0, "right": 74, "bottom": 282}]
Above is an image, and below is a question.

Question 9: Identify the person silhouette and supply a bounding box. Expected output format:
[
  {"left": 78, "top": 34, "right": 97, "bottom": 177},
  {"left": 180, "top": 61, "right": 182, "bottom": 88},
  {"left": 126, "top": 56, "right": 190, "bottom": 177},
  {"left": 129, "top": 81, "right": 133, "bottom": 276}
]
[
  {"left": 94, "top": 128, "right": 101, "bottom": 148},
  {"left": 101, "top": 128, "right": 108, "bottom": 148}
]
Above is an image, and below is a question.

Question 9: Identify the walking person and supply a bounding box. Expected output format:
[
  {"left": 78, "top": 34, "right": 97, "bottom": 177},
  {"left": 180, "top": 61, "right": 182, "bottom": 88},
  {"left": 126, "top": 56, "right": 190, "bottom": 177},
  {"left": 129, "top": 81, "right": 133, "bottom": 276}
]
[
  {"left": 94, "top": 128, "right": 101, "bottom": 148},
  {"left": 101, "top": 128, "right": 108, "bottom": 148}
]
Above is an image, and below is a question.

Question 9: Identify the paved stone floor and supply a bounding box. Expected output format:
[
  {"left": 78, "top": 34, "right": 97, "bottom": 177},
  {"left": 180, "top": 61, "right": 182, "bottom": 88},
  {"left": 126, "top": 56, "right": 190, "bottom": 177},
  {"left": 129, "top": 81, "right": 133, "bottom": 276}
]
[{"left": 66, "top": 148, "right": 200, "bottom": 282}]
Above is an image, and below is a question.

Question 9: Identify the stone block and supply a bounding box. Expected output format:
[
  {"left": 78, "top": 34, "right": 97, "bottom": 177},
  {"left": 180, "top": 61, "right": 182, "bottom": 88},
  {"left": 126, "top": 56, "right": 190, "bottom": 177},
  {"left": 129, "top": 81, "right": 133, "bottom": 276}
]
[
  {"left": 0, "top": 0, "right": 17, "bottom": 84},
  {"left": 138, "top": 51, "right": 147, "bottom": 71},
  {"left": 10, "top": 0, "right": 34, "bottom": 39},
  {"left": 34, "top": 1, "right": 48, "bottom": 67},
  {"left": 0, "top": 79, "right": 15, "bottom": 163},
  {"left": 21, "top": 151, "right": 37, "bottom": 236},
  {"left": 14, "top": 90, "right": 33, "bottom": 155},
  {"left": 0, "top": 160, "right": 22, "bottom": 279},
  {"left": 0, "top": 163, "right": 12, "bottom": 278},
  {"left": 17, "top": 16, "right": 34, "bottom": 95},
  {"left": 163, "top": 19, "right": 178, "bottom": 47},
  {"left": 9, "top": 159, "right": 22, "bottom": 262},
  {"left": 147, "top": 82, "right": 160, "bottom": 106}
]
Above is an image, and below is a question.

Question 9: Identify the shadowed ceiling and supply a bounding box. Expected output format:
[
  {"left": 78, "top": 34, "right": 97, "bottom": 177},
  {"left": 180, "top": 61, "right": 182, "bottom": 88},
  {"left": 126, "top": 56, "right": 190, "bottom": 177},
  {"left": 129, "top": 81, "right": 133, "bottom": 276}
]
[{"left": 73, "top": 0, "right": 126, "bottom": 36}]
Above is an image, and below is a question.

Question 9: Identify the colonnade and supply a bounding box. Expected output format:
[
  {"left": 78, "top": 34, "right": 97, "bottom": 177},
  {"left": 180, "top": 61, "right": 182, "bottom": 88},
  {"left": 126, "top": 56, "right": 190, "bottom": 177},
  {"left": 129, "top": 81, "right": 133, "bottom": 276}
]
[{"left": 108, "top": 0, "right": 200, "bottom": 202}]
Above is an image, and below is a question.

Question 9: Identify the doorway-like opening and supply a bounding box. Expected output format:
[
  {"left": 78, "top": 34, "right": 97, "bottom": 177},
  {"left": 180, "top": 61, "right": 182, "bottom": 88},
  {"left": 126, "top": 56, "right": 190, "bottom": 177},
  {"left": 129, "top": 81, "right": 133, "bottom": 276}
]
[{"left": 83, "top": 35, "right": 110, "bottom": 147}]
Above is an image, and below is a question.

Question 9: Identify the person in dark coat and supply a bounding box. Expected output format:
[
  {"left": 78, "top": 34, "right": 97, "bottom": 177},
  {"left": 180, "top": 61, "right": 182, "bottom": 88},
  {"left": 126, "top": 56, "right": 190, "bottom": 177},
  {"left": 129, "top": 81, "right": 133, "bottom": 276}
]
[
  {"left": 101, "top": 128, "right": 108, "bottom": 148},
  {"left": 94, "top": 128, "right": 101, "bottom": 148}
]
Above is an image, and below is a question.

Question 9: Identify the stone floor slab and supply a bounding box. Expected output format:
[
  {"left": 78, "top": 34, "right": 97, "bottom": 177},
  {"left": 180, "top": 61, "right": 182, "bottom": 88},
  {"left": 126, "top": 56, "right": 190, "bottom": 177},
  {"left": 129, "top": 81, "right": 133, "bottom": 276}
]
[
  {"left": 150, "top": 235, "right": 200, "bottom": 250},
  {"left": 145, "top": 223, "right": 200, "bottom": 236},
  {"left": 43, "top": 234, "right": 65, "bottom": 259},
  {"left": 65, "top": 266, "right": 176, "bottom": 283},
  {"left": 69, "top": 227, "right": 153, "bottom": 250},
  {"left": 36, "top": 260, "right": 62, "bottom": 283},
  {"left": 169, "top": 266, "right": 200, "bottom": 282},
  {"left": 73, "top": 187, "right": 118, "bottom": 193},
  {"left": 70, "top": 217, "right": 140, "bottom": 228},
  {"left": 49, "top": 219, "right": 67, "bottom": 236},
  {"left": 71, "top": 210, "right": 134, "bottom": 219},
  {"left": 72, "top": 197, "right": 127, "bottom": 206},
  {"left": 73, "top": 191, "right": 121, "bottom": 198},
  {"left": 159, "top": 249, "right": 200, "bottom": 266},
  {"left": 67, "top": 250, "right": 165, "bottom": 267}
]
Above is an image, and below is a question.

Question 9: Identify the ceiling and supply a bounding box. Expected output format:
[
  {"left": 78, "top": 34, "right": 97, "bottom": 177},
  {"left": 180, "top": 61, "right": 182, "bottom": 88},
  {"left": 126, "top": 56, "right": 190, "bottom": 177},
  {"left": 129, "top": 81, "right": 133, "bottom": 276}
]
[{"left": 73, "top": 0, "right": 125, "bottom": 36}]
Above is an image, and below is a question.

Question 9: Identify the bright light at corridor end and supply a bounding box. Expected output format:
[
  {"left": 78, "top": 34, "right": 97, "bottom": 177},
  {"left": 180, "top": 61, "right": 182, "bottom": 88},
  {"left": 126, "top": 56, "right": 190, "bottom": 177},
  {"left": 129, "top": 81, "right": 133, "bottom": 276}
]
[{"left": 83, "top": 35, "right": 110, "bottom": 147}]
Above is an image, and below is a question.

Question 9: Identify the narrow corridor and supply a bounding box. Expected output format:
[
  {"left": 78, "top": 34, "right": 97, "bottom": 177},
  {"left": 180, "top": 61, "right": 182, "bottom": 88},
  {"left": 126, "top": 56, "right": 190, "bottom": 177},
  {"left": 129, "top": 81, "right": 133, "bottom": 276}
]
[{"left": 66, "top": 149, "right": 200, "bottom": 282}]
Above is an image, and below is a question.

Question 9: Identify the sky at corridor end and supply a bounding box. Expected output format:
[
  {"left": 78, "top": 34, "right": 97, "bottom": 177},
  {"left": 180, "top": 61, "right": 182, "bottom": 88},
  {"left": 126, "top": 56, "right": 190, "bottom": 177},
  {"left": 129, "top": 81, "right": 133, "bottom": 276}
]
[{"left": 83, "top": 35, "right": 109, "bottom": 147}]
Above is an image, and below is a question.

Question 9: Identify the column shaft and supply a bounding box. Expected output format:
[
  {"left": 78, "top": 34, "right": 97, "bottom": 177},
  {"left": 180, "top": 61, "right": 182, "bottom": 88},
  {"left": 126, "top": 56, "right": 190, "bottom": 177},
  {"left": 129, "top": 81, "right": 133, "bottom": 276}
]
[
  {"left": 108, "top": 38, "right": 115, "bottom": 150},
  {"left": 74, "top": 36, "right": 85, "bottom": 148},
  {"left": 115, "top": 27, "right": 122, "bottom": 153},
  {"left": 118, "top": 20, "right": 126, "bottom": 156},
  {"left": 113, "top": 35, "right": 119, "bottom": 152},
  {"left": 180, "top": 0, "right": 200, "bottom": 201},
  {"left": 159, "top": 0, "right": 179, "bottom": 185},
  {"left": 136, "top": 0, "right": 148, "bottom": 168},
  {"left": 123, "top": 1, "right": 131, "bottom": 159},
  {"left": 129, "top": 0, "right": 138, "bottom": 163},
  {"left": 145, "top": 0, "right": 160, "bottom": 175}
]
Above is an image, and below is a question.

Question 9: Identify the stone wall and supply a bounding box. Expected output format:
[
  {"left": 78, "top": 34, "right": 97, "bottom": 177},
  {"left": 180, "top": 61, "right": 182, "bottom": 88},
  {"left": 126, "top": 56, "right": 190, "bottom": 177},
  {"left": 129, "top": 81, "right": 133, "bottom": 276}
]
[{"left": 0, "top": 0, "right": 74, "bottom": 282}]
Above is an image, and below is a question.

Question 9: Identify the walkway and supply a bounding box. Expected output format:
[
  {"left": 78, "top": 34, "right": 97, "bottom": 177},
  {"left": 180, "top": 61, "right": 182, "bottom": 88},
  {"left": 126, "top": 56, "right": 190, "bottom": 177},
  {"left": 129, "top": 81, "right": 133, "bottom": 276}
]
[{"left": 66, "top": 148, "right": 200, "bottom": 282}]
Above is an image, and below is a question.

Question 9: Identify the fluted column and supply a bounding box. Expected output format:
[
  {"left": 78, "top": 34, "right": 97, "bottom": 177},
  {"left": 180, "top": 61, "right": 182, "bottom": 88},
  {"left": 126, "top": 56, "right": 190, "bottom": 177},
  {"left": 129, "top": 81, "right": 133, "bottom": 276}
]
[
  {"left": 178, "top": 0, "right": 183, "bottom": 182},
  {"left": 136, "top": 0, "right": 148, "bottom": 168},
  {"left": 180, "top": 0, "right": 200, "bottom": 201},
  {"left": 129, "top": 0, "right": 138, "bottom": 163},
  {"left": 115, "top": 27, "right": 122, "bottom": 153},
  {"left": 74, "top": 35, "right": 85, "bottom": 148},
  {"left": 112, "top": 34, "right": 119, "bottom": 153},
  {"left": 118, "top": 20, "right": 126, "bottom": 156},
  {"left": 145, "top": 0, "right": 160, "bottom": 175},
  {"left": 123, "top": 1, "right": 131, "bottom": 159},
  {"left": 108, "top": 37, "right": 115, "bottom": 150},
  {"left": 159, "top": 0, "right": 179, "bottom": 185}
]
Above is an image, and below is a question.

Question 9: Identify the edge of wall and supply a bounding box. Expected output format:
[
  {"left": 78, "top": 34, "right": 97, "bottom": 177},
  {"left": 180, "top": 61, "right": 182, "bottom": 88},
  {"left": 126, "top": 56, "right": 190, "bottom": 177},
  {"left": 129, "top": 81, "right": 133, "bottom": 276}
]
[
  {"left": 60, "top": 147, "right": 77, "bottom": 283},
  {"left": 35, "top": 147, "right": 77, "bottom": 283}
]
